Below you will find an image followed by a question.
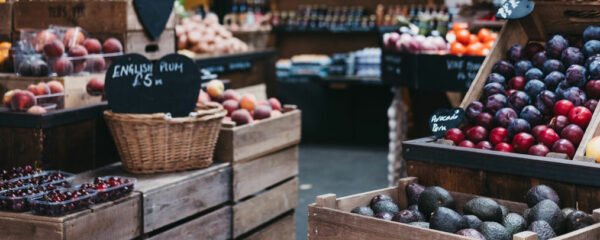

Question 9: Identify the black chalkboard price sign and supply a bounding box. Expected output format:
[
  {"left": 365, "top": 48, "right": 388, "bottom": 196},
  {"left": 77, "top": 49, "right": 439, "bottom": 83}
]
[
  {"left": 105, "top": 53, "right": 201, "bottom": 117},
  {"left": 133, "top": 0, "right": 174, "bottom": 40},
  {"left": 429, "top": 108, "right": 465, "bottom": 138},
  {"left": 496, "top": 0, "right": 534, "bottom": 20}
]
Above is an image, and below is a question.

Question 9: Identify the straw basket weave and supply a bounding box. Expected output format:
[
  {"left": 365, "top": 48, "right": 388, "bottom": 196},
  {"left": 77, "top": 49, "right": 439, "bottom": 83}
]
[{"left": 104, "top": 104, "right": 226, "bottom": 174}]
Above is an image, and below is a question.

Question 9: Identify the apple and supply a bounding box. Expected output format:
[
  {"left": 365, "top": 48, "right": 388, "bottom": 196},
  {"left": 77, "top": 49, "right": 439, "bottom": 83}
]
[
  {"left": 508, "top": 76, "right": 526, "bottom": 90},
  {"left": 475, "top": 141, "right": 493, "bottom": 150},
  {"left": 568, "top": 106, "right": 592, "bottom": 128},
  {"left": 552, "top": 139, "right": 576, "bottom": 158},
  {"left": 444, "top": 128, "right": 464, "bottom": 145},
  {"left": 538, "top": 128, "right": 560, "bottom": 147},
  {"left": 513, "top": 132, "right": 536, "bottom": 153},
  {"left": 476, "top": 112, "right": 494, "bottom": 129},
  {"left": 528, "top": 144, "right": 550, "bottom": 156},
  {"left": 586, "top": 136, "right": 600, "bottom": 162},
  {"left": 10, "top": 90, "right": 36, "bottom": 111},
  {"left": 494, "top": 142, "right": 514, "bottom": 152},
  {"left": 206, "top": 80, "right": 224, "bottom": 98},
  {"left": 458, "top": 140, "right": 475, "bottom": 148},
  {"left": 532, "top": 125, "right": 549, "bottom": 139},
  {"left": 554, "top": 100, "right": 575, "bottom": 116},
  {"left": 465, "top": 126, "right": 488, "bottom": 143},
  {"left": 489, "top": 127, "right": 509, "bottom": 145},
  {"left": 561, "top": 124, "right": 584, "bottom": 146}
]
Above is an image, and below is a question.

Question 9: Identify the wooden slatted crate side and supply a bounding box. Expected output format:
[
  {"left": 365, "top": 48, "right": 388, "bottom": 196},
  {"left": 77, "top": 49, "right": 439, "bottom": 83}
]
[
  {"left": 233, "top": 177, "right": 299, "bottom": 238},
  {"left": 0, "top": 192, "right": 142, "bottom": 240},
  {"left": 308, "top": 177, "right": 600, "bottom": 240},
  {"left": 146, "top": 206, "right": 232, "bottom": 240},
  {"left": 215, "top": 106, "right": 302, "bottom": 163},
  {"left": 240, "top": 211, "right": 295, "bottom": 240},
  {"left": 233, "top": 146, "right": 299, "bottom": 201},
  {"left": 0, "top": 1, "right": 12, "bottom": 33}
]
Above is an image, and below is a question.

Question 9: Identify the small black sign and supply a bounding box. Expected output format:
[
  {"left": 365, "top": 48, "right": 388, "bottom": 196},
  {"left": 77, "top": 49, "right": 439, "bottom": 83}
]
[
  {"left": 105, "top": 53, "right": 201, "bottom": 117},
  {"left": 133, "top": 0, "right": 174, "bottom": 40},
  {"left": 200, "top": 61, "right": 253, "bottom": 74},
  {"left": 496, "top": 0, "right": 534, "bottom": 20},
  {"left": 430, "top": 108, "right": 465, "bottom": 138}
]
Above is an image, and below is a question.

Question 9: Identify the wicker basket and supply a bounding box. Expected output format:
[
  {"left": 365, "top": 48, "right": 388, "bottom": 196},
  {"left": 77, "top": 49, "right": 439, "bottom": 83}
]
[{"left": 104, "top": 104, "right": 227, "bottom": 174}]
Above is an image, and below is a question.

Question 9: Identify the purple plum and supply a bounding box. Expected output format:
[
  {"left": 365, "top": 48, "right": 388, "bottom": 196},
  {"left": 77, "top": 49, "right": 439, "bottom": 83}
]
[
  {"left": 585, "top": 54, "right": 600, "bottom": 69},
  {"left": 525, "top": 68, "right": 544, "bottom": 81},
  {"left": 508, "top": 90, "right": 531, "bottom": 111},
  {"left": 487, "top": 73, "right": 506, "bottom": 85},
  {"left": 525, "top": 80, "right": 546, "bottom": 98},
  {"left": 507, "top": 45, "right": 524, "bottom": 63},
  {"left": 585, "top": 99, "right": 598, "bottom": 112},
  {"left": 583, "top": 25, "right": 600, "bottom": 42},
  {"left": 589, "top": 59, "right": 600, "bottom": 79},
  {"left": 515, "top": 60, "right": 534, "bottom": 77},
  {"left": 563, "top": 87, "right": 587, "bottom": 106},
  {"left": 555, "top": 80, "right": 570, "bottom": 100},
  {"left": 525, "top": 42, "right": 545, "bottom": 60},
  {"left": 543, "top": 59, "right": 565, "bottom": 75},
  {"left": 495, "top": 107, "right": 518, "bottom": 128},
  {"left": 520, "top": 105, "right": 543, "bottom": 125},
  {"left": 561, "top": 47, "right": 584, "bottom": 67},
  {"left": 492, "top": 60, "right": 515, "bottom": 79},
  {"left": 532, "top": 52, "right": 548, "bottom": 69},
  {"left": 565, "top": 64, "right": 587, "bottom": 87},
  {"left": 466, "top": 101, "right": 484, "bottom": 123},
  {"left": 508, "top": 118, "right": 532, "bottom": 137},
  {"left": 546, "top": 35, "right": 569, "bottom": 59},
  {"left": 583, "top": 40, "right": 600, "bottom": 57},
  {"left": 484, "top": 82, "right": 506, "bottom": 97},
  {"left": 535, "top": 90, "right": 557, "bottom": 116},
  {"left": 544, "top": 71, "right": 565, "bottom": 91},
  {"left": 485, "top": 93, "right": 508, "bottom": 114}
]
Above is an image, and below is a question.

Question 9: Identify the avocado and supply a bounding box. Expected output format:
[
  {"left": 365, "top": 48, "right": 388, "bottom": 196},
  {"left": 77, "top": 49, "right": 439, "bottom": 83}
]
[
  {"left": 371, "top": 201, "right": 399, "bottom": 215},
  {"left": 430, "top": 207, "right": 467, "bottom": 233},
  {"left": 456, "top": 229, "right": 486, "bottom": 240},
  {"left": 409, "top": 221, "right": 430, "bottom": 229},
  {"left": 528, "top": 220, "right": 557, "bottom": 240},
  {"left": 350, "top": 206, "right": 374, "bottom": 217},
  {"left": 524, "top": 208, "right": 532, "bottom": 221},
  {"left": 502, "top": 213, "right": 527, "bottom": 235},
  {"left": 406, "top": 182, "right": 425, "bottom": 205},
  {"left": 392, "top": 210, "right": 420, "bottom": 223},
  {"left": 464, "top": 197, "right": 503, "bottom": 222},
  {"left": 527, "top": 199, "right": 565, "bottom": 234},
  {"left": 561, "top": 208, "right": 575, "bottom": 219},
  {"left": 500, "top": 205, "right": 509, "bottom": 219},
  {"left": 406, "top": 205, "right": 426, "bottom": 221},
  {"left": 566, "top": 210, "right": 595, "bottom": 232},
  {"left": 418, "top": 186, "right": 455, "bottom": 219},
  {"left": 526, "top": 185, "right": 560, "bottom": 207},
  {"left": 408, "top": 204, "right": 419, "bottom": 211},
  {"left": 374, "top": 212, "right": 394, "bottom": 221},
  {"left": 370, "top": 194, "right": 393, "bottom": 208},
  {"left": 478, "top": 222, "right": 511, "bottom": 240},
  {"left": 464, "top": 215, "right": 483, "bottom": 229}
]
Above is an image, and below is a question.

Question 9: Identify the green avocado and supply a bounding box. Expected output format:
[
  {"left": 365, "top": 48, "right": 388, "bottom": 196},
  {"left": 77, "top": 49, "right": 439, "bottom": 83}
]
[
  {"left": 350, "top": 206, "right": 374, "bottom": 217},
  {"left": 371, "top": 200, "right": 399, "bottom": 215},
  {"left": 478, "top": 221, "right": 511, "bottom": 240},
  {"left": 527, "top": 199, "right": 565, "bottom": 234},
  {"left": 528, "top": 220, "right": 557, "bottom": 240},
  {"left": 430, "top": 207, "right": 467, "bottom": 233},
  {"left": 463, "top": 197, "right": 503, "bottom": 222},
  {"left": 418, "top": 186, "right": 455, "bottom": 219},
  {"left": 502, "top": 213, "right": 527, "bottom": 235},
  {"left": 566, "top": 210, "right": 595, "bottom": 232},
  {"left": 464, "top": 215, "right": 483, "bottom": 229}
]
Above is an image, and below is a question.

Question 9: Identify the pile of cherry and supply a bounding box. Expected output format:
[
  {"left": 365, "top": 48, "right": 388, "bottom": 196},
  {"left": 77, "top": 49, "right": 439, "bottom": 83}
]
[
  {"left": 445, "top": 25, "right": 600, "bottom": 158},
  {"left": 79, "top": 176, "right": 135, "bottom": 203}
]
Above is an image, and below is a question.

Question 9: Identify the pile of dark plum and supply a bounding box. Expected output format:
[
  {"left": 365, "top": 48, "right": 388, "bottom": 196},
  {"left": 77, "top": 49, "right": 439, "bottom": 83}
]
[
  {"left": 445, "top": 25, "right": 600, "bottom": 158},
  {"left": 80, "top": 176, "right": 134, "bottom": 203},
  {"left": 0, "top": 185, "right": 57, "bottom": 212},
  {"left": 30, "top": 188, "right": 96, "bottom": 216}
]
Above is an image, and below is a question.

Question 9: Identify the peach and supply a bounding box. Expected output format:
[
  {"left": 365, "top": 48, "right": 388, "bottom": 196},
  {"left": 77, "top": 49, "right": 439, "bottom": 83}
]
[
  {"left": 53, "top": 57, "right": 73, "bottom": 76},
  {"left": 240, "top": 94, "right": 257, "bottom": 111},
  {"left": 197, "top": 89, "right": 211, "bottom": 104},
  {"left": 33, "top": 30, "right": 58, "bottom": 52},
  {"left": 231, "top": 109, "right": 253, "bottom": 126},
  {"left": 27, "top": 84, "right": 38, "bottom": 95},
  {"left": 271, "top": 110, "right": 282, "bottom": 118},
  {"left": 43, "top": 40, "right": 65, "bottom": 58},
  {"left": 82, "top": 38, "right": 102, "bottom": 54},
  {"left": 254, "top": 105, "right": 271, "bottom": 120},
  {"left": 102, "top": 38, "right": 123, "bottom": 53},
  {"left": 47, "top": 80, "right": 64, "bottom": 93},
  {"left": 86, "top": 55, "right": 106, "bottom": 72},
  {"left": 63, "top": 28, "right": 85, "bottom": 49},
  {"left": 27, "top": 105, "right": 47, "bottom": 114},
  {"left": 206, "top": 80, "right": 224, "bottom": 98},
  {"left": 10, "top": 90, "right": 36, "bottom": 111},
  {"left": 37, "top": 82, "right": 51, "bottom": 96},
  {"left": 68, "top": 45, "right": 88, "bottom": 73},
  {"left": 86, "top": 77, "right": 105, "bottom": 96},
  {"left": 269, "top": 98, "right": 282, "bottom": 111},
  {"left": 587, "top": 136, "right": 600, "bottom": 163},
  {"left": 220, "top": 89, "right": 240, "bottom": 102},
  {"left": 3, "top": 90, "right": 14, "bottom": 107},
  {"left": 222, "top": 99, "right": 240, "bottom": 116}
]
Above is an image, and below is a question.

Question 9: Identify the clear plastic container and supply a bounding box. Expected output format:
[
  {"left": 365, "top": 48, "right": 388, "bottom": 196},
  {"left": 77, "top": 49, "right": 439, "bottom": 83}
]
[
  {"left": 13, "top": 52, "right": 122, "bottom": 77},
  {"left": 8, "top": 170, "right": 75, "bottom": 188},
  {"left": 80, "top": 176, "right": 136, "bottom": 203},
  {"left": 35, "top": 92, "right": 65, "bottom": 110},
  {"left": 0, "top": 184, "right": 58, "bottom": 212},
  {"left": 29, "top": 188, "right": 97, "bottom": 216},
  {"left": 0, "top": 166, "right": 43, "bottom": 182}
]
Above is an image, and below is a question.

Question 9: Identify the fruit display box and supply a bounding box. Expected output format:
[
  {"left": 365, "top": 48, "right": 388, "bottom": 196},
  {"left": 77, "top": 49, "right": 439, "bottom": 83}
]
[
  {"left": 11, "top": 0, "right": 176, "bottom": 60},
  {"left": 381, "top": 50, "right": 485, "bottom": 92},
  {"left": 308, "top": 177, "right": 600, "bottom": 240},
  {"left": 215, "top": 105, "right": 301, "bottom": 163},
  {"left": 0, "top": 102, "right": 118, "bottom": 173},
  {"left": 0, "top": 73, "right": 103, "bottom": 109}
]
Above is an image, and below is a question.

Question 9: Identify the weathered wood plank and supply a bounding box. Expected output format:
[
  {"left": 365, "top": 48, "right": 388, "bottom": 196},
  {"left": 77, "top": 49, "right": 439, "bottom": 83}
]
[
  {"left": 233, "top": 177, "right": 298, "bottom": 238},
  {"left": 233, "top": 146, "right": 298, "bottom": 201},
  {"left": 406, "top": 160, "right": 485, "bottom": 196},
  {"left": 0, "top": 215, "right": 63, "bottom": 240},
  {"left": 243, "top": 212, "right": 295, "bottom": 240},
  {"left": 147, "top": 206, "right": 232, "bottom": 240}
]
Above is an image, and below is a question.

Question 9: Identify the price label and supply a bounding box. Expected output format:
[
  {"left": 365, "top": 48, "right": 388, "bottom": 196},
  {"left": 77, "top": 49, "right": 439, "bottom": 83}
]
[
  {"left": 496, "top": 0, "right": 534, "bottom": 20},
  {"left": 430, "top": 108, "right": 465, "bottom": 138}
]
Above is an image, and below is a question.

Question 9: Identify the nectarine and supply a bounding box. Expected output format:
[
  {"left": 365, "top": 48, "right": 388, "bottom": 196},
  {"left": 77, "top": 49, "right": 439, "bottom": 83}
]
[
  {"left": 103, "top": 38, "right": 123, "bottom": 53},
  {"left": 10, "top": 90, "right": 36, "bottom": 111},
  {"left": 231, "top": 109, "right": 253, "bottom": 125},
  {"left": 86, "top": 55, "right": 106, "bottom": 72},
  {"left": 47, "top": 80, "right": 64, "bottom": 93},
  {"left": 53, "top": 57, "right": 73, "bottom": 76},
  {"left": 240, "top": 94, "right": 257, "bottom": 111},
  {"left": 33, "top": 30, "right": 58, "bottom": 53},
  {"left": 86, "top": 77, "right": 105, "bottom": 96},
  {"left": 63, "top": 28, "right": 85, "bottom": 49},
  {"left": 197, "top": 89, "right": 211, "bottom": 104},
  {"left": 83, "top": 38, "right": 102, "bottom": 54},
  {"left": 68, "top": 45, "right": 88, "bottom": 73},
  {"left": 43, "top": 40, "right": 65, "bottom": 58},
  {"left": 254, "top": 105, "right": 271, "bottom": 120},
  {"left": 220, "top": 89, "right": 240, "bottom": 102},
  {"left": 27, "top": 105, "right": 47, "bottom": 114},
  {"left": 268, "top": 98, "right": 282, "bottom": 111},
  {"left": 586, "top": 136, "right": 600, "bottom": 163},
  {"left": 222, "top": 99, "right": 239, "bottom": 116},
  {"left": 36, "top": 82, "right": 51, "bottom": 96},
  {"left": 206, "top": 80, "right": 224, "bottom": 98}
]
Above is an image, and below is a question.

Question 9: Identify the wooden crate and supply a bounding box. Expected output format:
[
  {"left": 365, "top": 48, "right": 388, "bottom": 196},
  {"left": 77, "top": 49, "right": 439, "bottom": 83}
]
[
  {"left": 215, "top": 105, "right": 301, "bottom": 163},
  {"left": 0, "top": 73, "right": 104, "bottom": 109},
  {"left": 12, "top": 0, "right": 176, "bottom": 60},
  {"left": 308, "top": 177, "right": 600, "bottom": 240},
  {"left": 0, "top": 192, "right": 142, "bottom": 240},
  {"left": 0, "top": 1, "right": 12, "bottom": 40},
  {"left": 0, "top": 102, "right": 118, "bottom": 173},
  {"left": 233, "top": 177, "right": 298, "bottom": 238},
  {"left": 145, "top": 206, "right": 232, "bottom": 240},
  {"left": 240, "top": 211, "right": 295, "bottom": 240}
]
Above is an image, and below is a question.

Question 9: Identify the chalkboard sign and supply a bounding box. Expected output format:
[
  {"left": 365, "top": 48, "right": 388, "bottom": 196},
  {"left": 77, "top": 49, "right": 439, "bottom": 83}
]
[
  {"left": 414, "top": 55, "right": 484, "bottom": 92},
  {"left": 496, "top": 0, "right": 534, "bottom": 20},
  {"left": 133, "top": 0, "right": 173, "bottom": 40},
  {"left": 200, "top": 61, "right": 253, "bottom": 74},
  {"left": 105, "top": 53, "right": 201, "bottom": 117},
  {"left": 445, "top": 57, "right": 483, "bottom": 90},
  {"left": 430, "top": 108, "right": 465, "bottom": 138}
]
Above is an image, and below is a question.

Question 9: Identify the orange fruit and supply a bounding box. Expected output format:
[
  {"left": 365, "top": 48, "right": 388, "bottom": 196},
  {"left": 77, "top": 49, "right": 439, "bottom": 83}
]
[
  {"left": 484, "top": 41, "right": 495, "bottom": 49},
  {"left": 0, "top": 42, "right": 10, "bottom": 49},
  {"left": 452, "top": 22, "right": 469, "bottom": 32},
  {"left": 469, "top": 34, "right": 480, "bottom": 45},
  {"left": 488, "top": 32, "right": 498, "bottom": 42},
  {"left": 466, "top": 42, "right": 483, "bottom": 56},
  {"left": 482, "top": 48, "right": 491, "bottom": 56},
  {"left": 478, "top": 28, "right": 491, "bottom": 42},
  {"left": 456, "top": 29, "right": 471, "bottom": 46},
  {"left": 450, "top": 42, "right": 467, "bottom": 55}
]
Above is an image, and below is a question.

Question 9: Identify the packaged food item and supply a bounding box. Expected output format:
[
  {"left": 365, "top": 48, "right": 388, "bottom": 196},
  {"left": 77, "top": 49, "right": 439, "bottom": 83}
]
[
  {"left": 30, "top": 187, "right": 97, "bottom": 216},
  {"left": 8, "top": 170, "right": 76, "bottom": 188},
  {"left": 0, "top": 184, "right": 57, "bottom": 212},
  {"left": 80, "top": 176, "right": 136, "bottom": 203}
]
